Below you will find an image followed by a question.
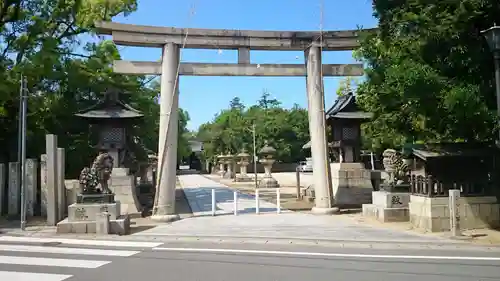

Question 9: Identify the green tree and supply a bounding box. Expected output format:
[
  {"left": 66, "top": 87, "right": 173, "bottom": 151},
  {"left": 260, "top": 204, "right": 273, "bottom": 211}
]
[
  {"left": 355, "top": 0, "right": 499, "bottom": 152},
  {"left": 0, "top": 0, "right": 192, "bottom": 178},
  {"left": 197, "top": 94, "right": 310, "bottom": 163},
  {"left": 336, "top": 77, "right": 360, "bottom": 97}
]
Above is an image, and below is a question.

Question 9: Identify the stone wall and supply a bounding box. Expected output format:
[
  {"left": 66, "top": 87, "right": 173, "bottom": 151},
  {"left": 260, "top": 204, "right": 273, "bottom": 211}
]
[
  {"left": 243, "top": 163, "right": 298, "bottom": 173},
  {"left": 409, "top": 195, "right": 500, "bottom": 232}
]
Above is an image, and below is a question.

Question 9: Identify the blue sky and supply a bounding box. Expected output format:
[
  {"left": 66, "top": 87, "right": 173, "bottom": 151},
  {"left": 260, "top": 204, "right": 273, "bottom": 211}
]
[{"left": 109, "top": 0, "right": 377, "bottom": 131}]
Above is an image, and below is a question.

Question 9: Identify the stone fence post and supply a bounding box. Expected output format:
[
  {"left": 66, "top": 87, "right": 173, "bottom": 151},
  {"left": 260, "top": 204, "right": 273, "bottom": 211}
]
[
  {"left": 25, "top": 159, "right": 38, "bottom": 217},
  {"left": 46, "top": 134, "right": 58, "bottom": 226},
  {"left": 8, "top": 162, "right": 19, "bottom": 216},
  {"left": 57, "top": 147, "right": 65, "bottom": 219},
  {"left": 40, "top": 154, "right": 47, "bottom": 216},
  {"left": 0, "top": 163, "right": 4, "bottom": 215}
]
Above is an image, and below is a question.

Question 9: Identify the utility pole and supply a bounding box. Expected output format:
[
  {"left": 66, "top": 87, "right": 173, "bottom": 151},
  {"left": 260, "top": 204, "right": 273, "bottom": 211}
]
[
  {"left": 252, "top": 123, "right": 258, "bottom": 189},
  {"left": 19, "top": 75, "right": 28, "bottom": 230}
]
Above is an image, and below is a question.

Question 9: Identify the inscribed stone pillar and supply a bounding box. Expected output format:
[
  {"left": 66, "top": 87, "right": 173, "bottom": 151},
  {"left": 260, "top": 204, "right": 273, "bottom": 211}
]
[
  {"left": 0, "top": 163, "right": 5, "bottom": 215},
  {"left": 46, "top": 134, "right": 58, "bottom": 225},
  {"left": 40, "top": 154, "right": 48, "bottom": 216},
  {"left": 151, "top": 42, "right": 180, "bottom": 222},
  {"left": 304, "top": 45, "right": 337, "bottom": 214},
  {"left": 57, "top": 148, "right": 66, "bottom": 219},
  {"left": 25, "top": 159, "right": 38, "bottom": 217},
  {"left": 8, "top": 162, "right": 19, "bottom": 215}
]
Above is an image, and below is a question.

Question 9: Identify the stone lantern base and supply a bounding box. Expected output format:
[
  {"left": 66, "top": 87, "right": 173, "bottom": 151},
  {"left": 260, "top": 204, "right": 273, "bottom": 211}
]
[
  {"left": 235, "top": 173, "right": 252, "bottom": 182},
  {"left": 223, "top": 170, "right": 235, "bottom": 179},
  {"left": 259, "top": 175, "right": 279, "bottom": 188}
]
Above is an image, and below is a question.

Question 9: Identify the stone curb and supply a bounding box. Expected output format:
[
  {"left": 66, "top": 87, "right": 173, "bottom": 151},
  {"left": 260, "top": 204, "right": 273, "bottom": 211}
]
[{"left": 2, "top": 231, "right": 500, "bottom": 252}]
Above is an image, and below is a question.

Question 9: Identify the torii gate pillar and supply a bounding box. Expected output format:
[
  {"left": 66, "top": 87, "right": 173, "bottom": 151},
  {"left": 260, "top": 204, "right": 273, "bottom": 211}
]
[{"left": 151, "top": 43, "right": 181, "bottom": 222}]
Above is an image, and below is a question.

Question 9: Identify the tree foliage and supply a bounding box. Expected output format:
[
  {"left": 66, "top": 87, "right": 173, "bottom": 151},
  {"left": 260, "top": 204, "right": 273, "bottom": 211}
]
[
  {"left": 0, "top": 0, "right": 190, "bottom": 177},
  {"left": 197, "top": 91, "right": 310, "bottom": 163},
  {"left": 356, "top": 0, "right": 500, "bottom": 152}
]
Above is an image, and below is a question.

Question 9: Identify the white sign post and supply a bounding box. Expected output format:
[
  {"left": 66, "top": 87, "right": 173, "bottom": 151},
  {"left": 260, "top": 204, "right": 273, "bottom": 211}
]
[
  {"left": 233, "top": 191, "right": 238, "bottom": 216},
  {"left": 276, "top": 188, "right": 281, "bottom": 214},
  {"left": 211, "top": 189, "right": 216, "bottom": 216},
  {"left": 255, "top": 189, "right": 260, "bottom": 214}
]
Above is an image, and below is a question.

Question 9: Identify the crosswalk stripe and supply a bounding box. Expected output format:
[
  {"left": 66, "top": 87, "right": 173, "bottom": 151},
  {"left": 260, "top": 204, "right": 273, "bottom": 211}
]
[
  {"left": 0, "top": 255, "right": 110, "bottom": 268},
  {"left": 0, "top": 236, "right": 162, "bottom": 248},
  {"left": 0, "top": 244, "right": 139, "bottom": 256},
  {"left": 0, "top": 271, "right": 72, "bottom": 281}
]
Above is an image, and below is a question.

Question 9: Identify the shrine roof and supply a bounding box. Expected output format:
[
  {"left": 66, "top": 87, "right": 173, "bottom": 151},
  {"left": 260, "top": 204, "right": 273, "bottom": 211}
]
[
  {"left": 410, "top": 142, "right": 498, "bottom": 161},
  {"left": 75, "top": 91, "right": 144, "bottom": 120},
  {"left": 325, "top": 92, "right": 373, "bottom": 120}
]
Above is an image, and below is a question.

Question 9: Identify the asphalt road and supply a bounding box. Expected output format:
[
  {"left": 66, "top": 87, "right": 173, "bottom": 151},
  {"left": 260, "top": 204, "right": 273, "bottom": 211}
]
[{"left": 1, "top": 236, "right": 499, "bottom": 281}]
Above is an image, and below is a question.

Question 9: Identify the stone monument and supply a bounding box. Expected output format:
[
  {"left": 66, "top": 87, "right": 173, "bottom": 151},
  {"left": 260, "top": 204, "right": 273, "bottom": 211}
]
[
  {"left": 258, "top": 142, "right": 279, "bottom": 188},
  {"left": 57, "top": 152, "right": 130, "bottom": 234},
  {"left": 235, "top": 149, "right": 252, "bottom": 182},
  {"left": 75, "top": 89, "right": 143, "bottom": 216},
  {"left": 362, "top": 149, "right": 411, "bottom": 222}
]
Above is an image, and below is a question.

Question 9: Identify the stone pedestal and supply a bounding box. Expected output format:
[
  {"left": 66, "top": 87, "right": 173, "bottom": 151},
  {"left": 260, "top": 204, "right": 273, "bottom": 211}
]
[
  {"left": 109, "top": 168, "right": 141, "bottom": 216},
  {"left": 330, "top": 163, "right": 373, "bottom": 208},
  {"left": 362, "top": 190, "right": 410, "bottom": 222},
  {"left": 235, "top": 161, "right": 252, "bottom": 182},
  {"left": 68, "top": 202, "right": 119, "bottom": 221},
  {"left": 57, "top": 194, "right": 130, "bottom": 235},
  {"left": 223, "top": 160, "right": 235, "bottom": 179},
  {"left": 258, "top": 160, "right": 279, "bottom": 188},
  {"left": 217, "top": 162, "right": 224, "bottom": 176}
]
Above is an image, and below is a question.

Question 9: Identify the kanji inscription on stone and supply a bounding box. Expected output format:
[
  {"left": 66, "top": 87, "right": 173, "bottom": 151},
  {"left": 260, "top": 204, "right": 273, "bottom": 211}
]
[{"left": 391, "top": 195, "right": 402, "bottom": 206}]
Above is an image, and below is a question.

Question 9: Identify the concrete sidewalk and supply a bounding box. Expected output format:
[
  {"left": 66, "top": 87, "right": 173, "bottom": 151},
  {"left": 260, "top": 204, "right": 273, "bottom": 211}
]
[
  {"left": 178, "top": 175, "right": 288, "bottom": 216},
  {"left": 132, "top": 175, "right": 456, "bottom": 244}
]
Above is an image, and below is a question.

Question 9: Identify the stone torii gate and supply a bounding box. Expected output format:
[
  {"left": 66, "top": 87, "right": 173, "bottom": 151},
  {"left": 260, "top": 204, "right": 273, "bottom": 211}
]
[{"left": 96, "top": 22, "right": 369, "bottom": 222}]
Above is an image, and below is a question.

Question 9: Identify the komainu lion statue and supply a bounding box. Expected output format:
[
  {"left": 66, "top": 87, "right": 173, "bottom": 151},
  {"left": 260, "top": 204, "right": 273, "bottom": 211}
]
[
  {"left": 79, "top": 152, "right": 114, "bottom": 194},
  {"left": 382, "top": 149, "right": 409, "bottom": 184}
]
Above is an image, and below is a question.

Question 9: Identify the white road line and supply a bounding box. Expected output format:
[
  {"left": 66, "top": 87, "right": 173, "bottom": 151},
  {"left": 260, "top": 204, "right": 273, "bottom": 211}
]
[
  {"left": 0, "top": 236, "right": 162, "bottom": 248},
  {"left": 0, "top": 271, "right": 72, "bottom": 281},
  {"left": 152, "top": 247, "right": 500, "bottom": 261},
  {"left": 0, "top": 244, "right": 139, "bottom": 257},
  {"left": 0, "top": 255, "right": 110, "bottom": 268}
]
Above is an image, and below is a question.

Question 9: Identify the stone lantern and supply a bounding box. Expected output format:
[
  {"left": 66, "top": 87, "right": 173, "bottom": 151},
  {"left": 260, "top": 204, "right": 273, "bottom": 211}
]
[
  {"left": 223, "top": 152, "right": 235, "bottom": 179},
  {"left": 326, "top": 93, "right": 372, "bottom": 163},
  {"left": 258, "top": 141, "right": 279, "bottom": 188},
  {"left": 75, "top": 89, "right": 144, "bottom": 170},
  {"left": 216, "top": 153, "right": 225, "bottom": 177},
  {"left": 235, "top": 148, "right": 252, "bottom": 182},
  {"left": 74, "top": 89, "right": 144, "bottom": 215}
]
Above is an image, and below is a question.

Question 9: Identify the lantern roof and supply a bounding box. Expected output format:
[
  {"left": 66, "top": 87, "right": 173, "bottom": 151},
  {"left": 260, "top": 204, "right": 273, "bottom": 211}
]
[
  {"left": 325, "top": 92, "right": 373, "bottom": 120},
  {"left": 75, "top": 89, "right": 144, "bottom": 120},
  {"left": 237, "top": 148, "right": 250, "bottom": 157},
  {"left": 259, "top": 141, "right": 276, "bottom": 155}
]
